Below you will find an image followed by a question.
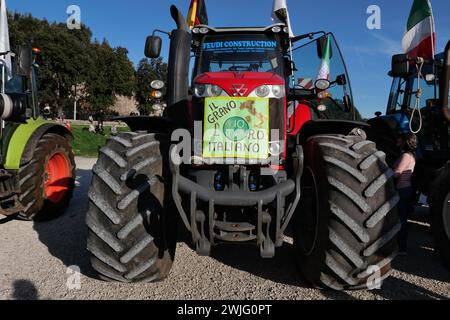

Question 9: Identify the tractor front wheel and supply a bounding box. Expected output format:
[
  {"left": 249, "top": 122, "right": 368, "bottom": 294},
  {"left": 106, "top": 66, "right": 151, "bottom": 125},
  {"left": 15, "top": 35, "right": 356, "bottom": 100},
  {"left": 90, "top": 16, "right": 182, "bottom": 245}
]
[
  {"left": 429, "top": 163, "right": 450, "bottom": 268},
  {"left": 293, "top": 134, "right": 400, "bottom": 290},
  {"left": 18, "top": 133, "right": 76, "bottom": 221},
  {"left": 86, "top": 132, "right": 176, "bottom": 283}
]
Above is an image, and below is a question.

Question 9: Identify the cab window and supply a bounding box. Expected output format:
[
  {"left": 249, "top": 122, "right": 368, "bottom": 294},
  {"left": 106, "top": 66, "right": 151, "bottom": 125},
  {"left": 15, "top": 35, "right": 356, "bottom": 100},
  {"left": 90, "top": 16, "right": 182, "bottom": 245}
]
[{"left": 291, "top": 34, "right": 355, "bottom": 119}]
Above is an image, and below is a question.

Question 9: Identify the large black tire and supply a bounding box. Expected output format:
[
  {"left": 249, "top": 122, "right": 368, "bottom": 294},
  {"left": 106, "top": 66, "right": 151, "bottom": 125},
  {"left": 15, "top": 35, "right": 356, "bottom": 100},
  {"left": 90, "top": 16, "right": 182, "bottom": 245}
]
[
  {"left": 18, "top": 133, "right": 76, "bottom": 221},
  {"left": 293, "top": 134, "right": 400, "bottom": 290},
  {"left": 86, "top": 132, "right": 176, "bottom": 283},
  {"left": 429, "top": 163, "right": 450, "bottom": 268}
]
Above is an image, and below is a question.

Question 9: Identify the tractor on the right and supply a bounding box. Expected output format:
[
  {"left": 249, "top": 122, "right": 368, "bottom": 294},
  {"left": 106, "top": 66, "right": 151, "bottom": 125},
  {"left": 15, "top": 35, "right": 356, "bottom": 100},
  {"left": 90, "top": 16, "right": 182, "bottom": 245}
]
[{"left": 368, "top": 41, "right": 450, "bottom": 267}]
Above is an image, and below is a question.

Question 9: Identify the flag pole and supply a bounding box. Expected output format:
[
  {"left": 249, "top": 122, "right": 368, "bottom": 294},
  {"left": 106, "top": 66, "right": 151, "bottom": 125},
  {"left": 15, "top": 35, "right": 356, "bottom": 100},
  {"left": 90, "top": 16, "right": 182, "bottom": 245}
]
[{"left": 1, "top": 62, "right": 5, "bottom": 93}]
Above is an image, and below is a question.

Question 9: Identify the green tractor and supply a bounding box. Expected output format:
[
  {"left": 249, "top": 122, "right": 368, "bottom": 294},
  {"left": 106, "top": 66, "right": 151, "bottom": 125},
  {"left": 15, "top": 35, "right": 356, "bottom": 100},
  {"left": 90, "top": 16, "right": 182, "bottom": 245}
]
[
  {"left": 368, "top": 41, "right": 450, "bottom": 267},
  {"left": 0, "top": 46, "right": 76, "bottom": 221}
]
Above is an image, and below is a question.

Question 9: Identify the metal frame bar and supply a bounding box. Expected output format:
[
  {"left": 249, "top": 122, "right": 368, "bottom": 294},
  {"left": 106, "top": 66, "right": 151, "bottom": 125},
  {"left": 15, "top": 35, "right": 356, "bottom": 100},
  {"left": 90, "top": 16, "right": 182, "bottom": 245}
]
[{"left": 169, "top": 145, "right": 303, "bottom": 257}]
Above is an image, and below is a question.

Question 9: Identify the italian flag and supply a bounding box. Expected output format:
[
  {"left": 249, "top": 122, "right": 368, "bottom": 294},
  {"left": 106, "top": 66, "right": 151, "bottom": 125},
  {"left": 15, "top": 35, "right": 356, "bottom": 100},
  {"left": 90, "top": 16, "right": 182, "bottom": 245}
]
[
  {"left": 317, "top": 35, "right": 331, "bottom": 81},
  {"left": 187, "top": 0, "right": 208, "bottom": 30},
  {"left": 402, "top": 0, "right": 436, "bottom": 60}
]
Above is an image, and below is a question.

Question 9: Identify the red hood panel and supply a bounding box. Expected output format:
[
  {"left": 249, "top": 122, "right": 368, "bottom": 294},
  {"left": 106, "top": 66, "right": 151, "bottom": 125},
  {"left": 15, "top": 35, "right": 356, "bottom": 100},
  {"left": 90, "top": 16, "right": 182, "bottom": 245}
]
[{"left": 194, "top": 72, "right": 285, "bottom": 97}]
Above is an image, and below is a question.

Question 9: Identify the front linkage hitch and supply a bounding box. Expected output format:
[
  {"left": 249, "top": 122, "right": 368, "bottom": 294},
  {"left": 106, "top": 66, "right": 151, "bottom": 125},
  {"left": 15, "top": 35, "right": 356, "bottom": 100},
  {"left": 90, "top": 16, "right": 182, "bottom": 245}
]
[{"left": 170, "top": 146, "right": 304, "bottom": 258}]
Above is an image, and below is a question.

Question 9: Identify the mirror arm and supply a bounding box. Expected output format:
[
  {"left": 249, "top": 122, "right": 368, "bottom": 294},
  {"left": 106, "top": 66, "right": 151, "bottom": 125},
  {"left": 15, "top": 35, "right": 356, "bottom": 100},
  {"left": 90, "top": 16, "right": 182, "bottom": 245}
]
[
  {"left": 291, "top": 31, "right": 326, "bottom": 43},
  {"left": 152, "top": 29, "right": 171, "bottom": 38}
]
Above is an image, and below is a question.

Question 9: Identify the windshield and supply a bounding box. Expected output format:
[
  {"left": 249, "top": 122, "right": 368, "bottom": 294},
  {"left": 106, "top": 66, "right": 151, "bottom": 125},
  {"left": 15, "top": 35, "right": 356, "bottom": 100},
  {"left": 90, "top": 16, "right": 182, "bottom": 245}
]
[
  {"left": 0, "top": 65, "right": 25, "bottom": 94},
  {"left": 4, "top": 75, "right": 25, "bottom": 94},
  {"left": 196, "top": 34, "right": 284, "bottom": 76},
  {"left": 388, "top": 74, "right": 438, "bottom": 114},
  {"left": 291, "top": 34, "right": 355, "bottom": 118}
]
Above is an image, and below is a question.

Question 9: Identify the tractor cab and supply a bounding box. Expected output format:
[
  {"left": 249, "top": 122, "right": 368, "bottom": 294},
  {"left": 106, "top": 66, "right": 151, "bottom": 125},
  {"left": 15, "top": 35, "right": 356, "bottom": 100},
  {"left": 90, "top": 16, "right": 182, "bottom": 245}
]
[
  {"left": 0, "top": 46, "right": 40, "bottom": 123},
  {"left": 370, "top": 41, "right": 450, "bottom": 167}
]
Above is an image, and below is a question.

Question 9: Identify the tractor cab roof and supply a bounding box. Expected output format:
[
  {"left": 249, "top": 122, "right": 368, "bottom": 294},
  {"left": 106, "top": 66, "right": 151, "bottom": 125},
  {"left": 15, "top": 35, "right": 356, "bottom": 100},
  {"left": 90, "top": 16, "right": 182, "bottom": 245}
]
[
  {"left": 192, "top": 23, "right": 289, "bottom": 36},
  {"left": 191, "top": 23, "right": 292, "bottom": 53}
]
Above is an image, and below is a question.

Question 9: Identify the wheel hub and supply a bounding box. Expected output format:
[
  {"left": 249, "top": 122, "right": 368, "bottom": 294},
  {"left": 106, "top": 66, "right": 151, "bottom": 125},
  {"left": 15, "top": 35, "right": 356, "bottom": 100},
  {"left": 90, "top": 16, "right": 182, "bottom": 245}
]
[{"left": 44, "top": 152, "right": 71, "bottom": 204}]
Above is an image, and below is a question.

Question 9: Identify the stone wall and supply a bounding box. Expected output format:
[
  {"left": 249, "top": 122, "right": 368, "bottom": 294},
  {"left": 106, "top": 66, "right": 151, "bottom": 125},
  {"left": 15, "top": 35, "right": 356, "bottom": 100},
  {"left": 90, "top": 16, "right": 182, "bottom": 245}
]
[{"left": 110, "top": 95, "right": 139, "bottom": 116}]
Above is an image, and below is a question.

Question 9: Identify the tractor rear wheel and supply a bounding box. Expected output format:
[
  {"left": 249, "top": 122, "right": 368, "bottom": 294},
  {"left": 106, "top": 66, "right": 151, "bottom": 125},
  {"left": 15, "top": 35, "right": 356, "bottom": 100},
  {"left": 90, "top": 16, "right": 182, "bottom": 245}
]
[
  {"left": 429, "top": 163, "right": 450, "bottom": 268},
  {"left": 18, "top": 133, "right": 76, "bottom": 221},
  {"left": 86, "top": 132, "right": 176, "bottom": 283},
  {"left": 293, "top": 134, "right": 400, "bottom": 290}
]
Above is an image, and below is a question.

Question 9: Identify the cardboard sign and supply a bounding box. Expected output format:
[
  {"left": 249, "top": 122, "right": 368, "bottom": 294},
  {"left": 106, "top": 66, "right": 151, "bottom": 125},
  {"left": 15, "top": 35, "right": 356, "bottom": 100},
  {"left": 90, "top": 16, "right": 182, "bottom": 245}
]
[{"left": 203, "top": 97, "right": 269, "bottom": 159}]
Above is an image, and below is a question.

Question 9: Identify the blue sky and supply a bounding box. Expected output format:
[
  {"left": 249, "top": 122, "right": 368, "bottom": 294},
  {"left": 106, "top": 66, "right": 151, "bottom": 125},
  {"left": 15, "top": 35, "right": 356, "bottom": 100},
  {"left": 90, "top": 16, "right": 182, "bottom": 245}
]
[{"left": 7, "top": 0, "right": 450, "bottom": 118}]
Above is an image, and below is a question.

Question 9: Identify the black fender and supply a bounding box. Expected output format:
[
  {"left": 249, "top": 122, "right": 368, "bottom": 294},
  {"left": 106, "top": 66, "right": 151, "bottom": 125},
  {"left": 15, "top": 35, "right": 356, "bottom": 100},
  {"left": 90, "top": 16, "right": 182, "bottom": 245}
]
[
  {"left": 20, "top": 123, "right": 73, "bottom": 166},
  {"left": 295, "top": 119, "right": 369, "bottom": 144}
]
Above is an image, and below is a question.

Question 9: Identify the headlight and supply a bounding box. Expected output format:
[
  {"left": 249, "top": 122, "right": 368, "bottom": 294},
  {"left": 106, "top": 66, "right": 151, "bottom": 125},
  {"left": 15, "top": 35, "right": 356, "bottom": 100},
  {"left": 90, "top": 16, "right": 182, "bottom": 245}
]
[
  {"left": 271, "top": 85, "right": 285, "bottom": 98},
  {"left": 208, "top": 85, "right": 223, "bottom": 97},
  {"left": 151, "top": 80, "right": 165, "bottom": 90},
  {"left": 254, "top": 85, "right": 270, "bottom": 97},
  {"left": 194, "top": 84, "right": 206, "bottom": 97},
  {"left": 194, "top": 84, "right": 226, "bottom": 98},
  {"left": 151, "top": 90, "right": 163, "bottom": 99},
  {"left": 249, "top": 85, "right": 285, "bottom": 98},
  {"left": 272, "top": 26, "right": 282, "bottom": 33}
]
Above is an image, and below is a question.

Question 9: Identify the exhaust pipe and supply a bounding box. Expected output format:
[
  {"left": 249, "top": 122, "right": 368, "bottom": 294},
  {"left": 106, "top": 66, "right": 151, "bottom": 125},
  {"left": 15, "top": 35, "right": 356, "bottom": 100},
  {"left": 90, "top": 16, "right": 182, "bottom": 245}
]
[
  {"left": 441, "top": 40, "right": 450, "bottom": 123},
  {"left": 171, "top": 5, "right": 189, "bottom": 32},
  {"left": 166, "top": 5, "right": 192, "bottom": 126}
]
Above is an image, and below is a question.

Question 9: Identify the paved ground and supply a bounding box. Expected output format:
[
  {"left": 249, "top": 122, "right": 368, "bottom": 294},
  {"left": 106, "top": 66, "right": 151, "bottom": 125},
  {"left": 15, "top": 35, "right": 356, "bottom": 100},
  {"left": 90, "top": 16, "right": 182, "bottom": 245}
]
[{"left": 0, "top": 157, "right": 449, "bottom": 300}]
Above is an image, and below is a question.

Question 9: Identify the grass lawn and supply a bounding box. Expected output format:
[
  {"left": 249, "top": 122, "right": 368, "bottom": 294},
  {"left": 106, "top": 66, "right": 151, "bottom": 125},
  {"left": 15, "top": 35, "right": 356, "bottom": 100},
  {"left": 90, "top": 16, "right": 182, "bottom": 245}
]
[{"left": 70, "top": 125, "right": 130, "bottom": 157}]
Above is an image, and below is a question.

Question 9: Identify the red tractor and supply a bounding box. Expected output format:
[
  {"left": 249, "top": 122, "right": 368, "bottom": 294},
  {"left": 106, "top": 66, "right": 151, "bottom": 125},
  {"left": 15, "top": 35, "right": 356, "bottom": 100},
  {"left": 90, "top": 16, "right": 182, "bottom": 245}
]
[{"left": 85, "top": 6, "right": 399, "bottom": 290}]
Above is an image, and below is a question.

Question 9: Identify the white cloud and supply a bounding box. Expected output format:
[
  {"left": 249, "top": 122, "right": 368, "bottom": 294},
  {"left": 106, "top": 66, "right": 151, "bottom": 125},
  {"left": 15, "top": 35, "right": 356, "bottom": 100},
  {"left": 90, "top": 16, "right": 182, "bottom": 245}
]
[{"left": 352, "top": 32, "right": 402, "bottom": 56}]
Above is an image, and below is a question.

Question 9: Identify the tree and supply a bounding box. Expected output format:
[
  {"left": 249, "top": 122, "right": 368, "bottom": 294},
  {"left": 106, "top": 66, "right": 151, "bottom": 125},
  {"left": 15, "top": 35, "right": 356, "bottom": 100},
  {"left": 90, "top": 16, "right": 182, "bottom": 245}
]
[
  {"left": 135, "top": 58, "right": 168, "bottom": 115},
  {"left": 8, "top": 12, "right": 136, "bottom": 115}
]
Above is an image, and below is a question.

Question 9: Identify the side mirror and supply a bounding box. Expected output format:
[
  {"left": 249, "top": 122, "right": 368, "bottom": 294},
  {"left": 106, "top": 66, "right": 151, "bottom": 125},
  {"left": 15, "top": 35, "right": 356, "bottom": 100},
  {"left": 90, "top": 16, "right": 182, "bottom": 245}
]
[
  {"left": 375, "top": 111, "right": 383, "bottom": 117},
  {"left": 391, "top": 54, "right": 410, "bottom": 77},
  {"left": 145, "top": 36, "right": 162, "bottom": 58},
  {"left": 14, "top": 46, "right": 33, "bottom": 76},
  {"left": 317, "top": 36, "right": 332, "bottom": 60},
  {"left": 335, "top": 74, "right": 347, "bottom": 86}
]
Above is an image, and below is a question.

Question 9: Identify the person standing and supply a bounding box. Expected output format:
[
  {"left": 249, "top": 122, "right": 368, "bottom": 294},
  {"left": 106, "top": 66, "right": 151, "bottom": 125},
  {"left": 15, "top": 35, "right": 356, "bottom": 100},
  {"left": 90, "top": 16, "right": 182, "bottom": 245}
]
[
  {"left": 393, "top": 132, "right": 418, "bottom": 255},
  {"left": 97, "top": 109, "right": 105, "bottom": 132}
]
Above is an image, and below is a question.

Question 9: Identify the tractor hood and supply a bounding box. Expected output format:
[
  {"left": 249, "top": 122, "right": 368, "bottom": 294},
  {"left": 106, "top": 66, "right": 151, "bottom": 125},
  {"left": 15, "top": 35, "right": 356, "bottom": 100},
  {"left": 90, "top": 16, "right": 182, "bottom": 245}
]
[{"left": 194, "top": 72, "right": 284, "bottom": 97}]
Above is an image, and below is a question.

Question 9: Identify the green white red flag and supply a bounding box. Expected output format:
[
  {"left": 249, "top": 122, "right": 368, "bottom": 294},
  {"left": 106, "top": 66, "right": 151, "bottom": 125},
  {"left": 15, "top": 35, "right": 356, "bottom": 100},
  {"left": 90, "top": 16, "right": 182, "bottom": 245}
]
[
  {"left": 317, "top": 35, "right": 331, "bottom": 81},
  {"left": 402, "top": 0, "right": 436, "bottom": 60}
]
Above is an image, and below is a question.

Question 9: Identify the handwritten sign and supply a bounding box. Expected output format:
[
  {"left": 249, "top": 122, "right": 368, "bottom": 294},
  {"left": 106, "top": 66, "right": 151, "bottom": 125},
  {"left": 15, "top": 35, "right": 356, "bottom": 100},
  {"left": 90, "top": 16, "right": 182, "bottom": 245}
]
[{"left": 203, "top": 97, "right": 269, "bottom": 159}]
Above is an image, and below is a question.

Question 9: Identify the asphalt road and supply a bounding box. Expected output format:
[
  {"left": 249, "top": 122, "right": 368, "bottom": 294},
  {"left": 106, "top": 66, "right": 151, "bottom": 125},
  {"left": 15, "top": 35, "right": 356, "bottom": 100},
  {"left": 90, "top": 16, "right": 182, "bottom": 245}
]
[{"left": 0, "top": 157, "right": 449, "bottom": 300}]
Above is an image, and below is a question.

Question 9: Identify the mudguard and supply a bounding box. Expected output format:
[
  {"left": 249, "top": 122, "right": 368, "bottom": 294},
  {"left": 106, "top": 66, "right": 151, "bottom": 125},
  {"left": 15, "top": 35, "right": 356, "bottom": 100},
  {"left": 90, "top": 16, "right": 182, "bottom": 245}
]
[
  {"left": 3, "top": 117, "right": 72, "bottom": 170},
  {"left": 295, "top": 119, "right": 369, "bottom": 144},
  {"left": 367, "top": 113, "right": 411, "bottom": 135}
]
